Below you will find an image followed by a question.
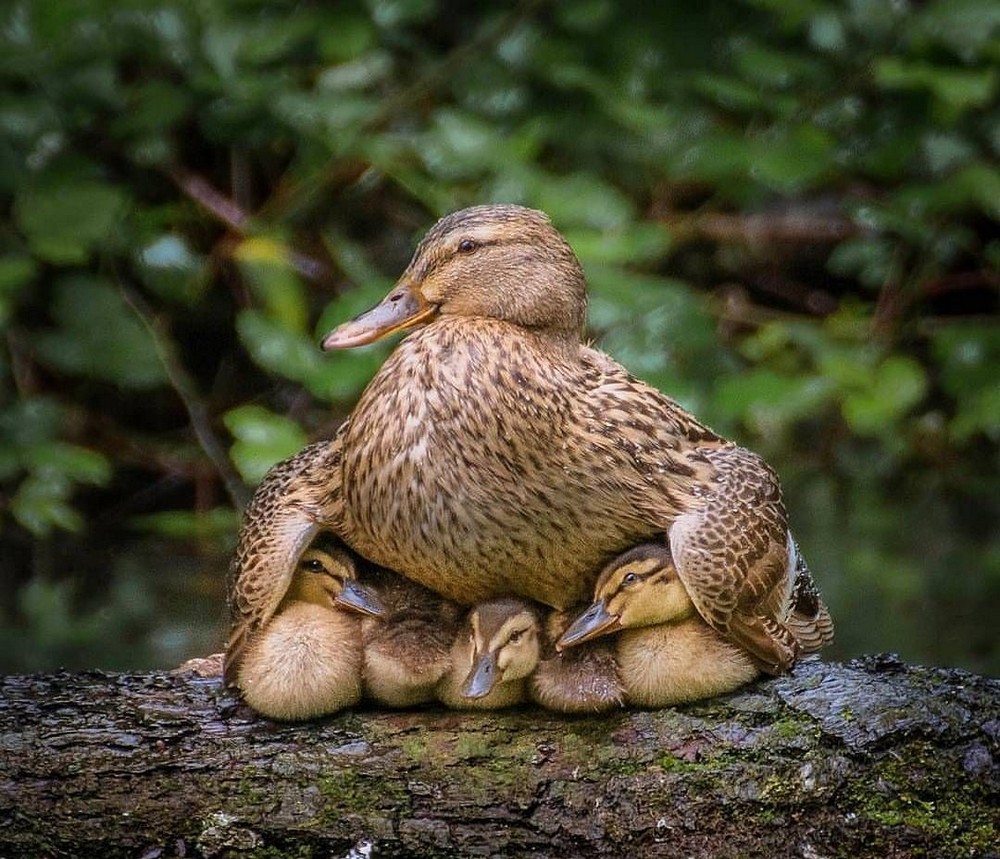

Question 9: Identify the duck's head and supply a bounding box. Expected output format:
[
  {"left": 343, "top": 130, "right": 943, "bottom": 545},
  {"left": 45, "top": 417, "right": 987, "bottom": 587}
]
[
  {"left": 284, "top": 544, "right": 384, "bottom": 617},
  {"left": 557, "top": 544, "right": 694, "bottom": 649},
  {"left": 322, "top": 205, "right": 587, "bottom": 349},
  {"left": 460, "top": 598, "right": 541, "bottom": 700}
]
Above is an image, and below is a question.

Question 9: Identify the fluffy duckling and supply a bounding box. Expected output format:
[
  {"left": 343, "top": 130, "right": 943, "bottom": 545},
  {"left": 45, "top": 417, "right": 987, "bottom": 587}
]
[
  {"left": 528, "top": 610, "right": 625, "bottom": 714},
  {"left": 558, "top": 544, "right": 759, "bottom": 707},
  {"left": 338, "top": 568, "right": 463, "bottom": 707},
  {"left": 234, "top": 542, "right": 382, "bottom": 721},
  {"left": 437, "top": 598, "right": 541, "bottom": 710}
]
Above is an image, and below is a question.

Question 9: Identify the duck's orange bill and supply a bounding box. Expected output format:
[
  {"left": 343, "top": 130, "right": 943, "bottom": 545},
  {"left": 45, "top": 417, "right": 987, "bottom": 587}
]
[
  {"left": 555, "top": 600, "right": 620, "bottom": 651},
  {"left": 322, "top": 280, "right": 438, "bottom": 350}
]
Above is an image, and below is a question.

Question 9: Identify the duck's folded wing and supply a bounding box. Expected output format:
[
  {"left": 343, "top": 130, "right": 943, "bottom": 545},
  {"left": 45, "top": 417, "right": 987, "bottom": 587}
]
[{"left": 667, "top": 446, "right": 799, "bottom": 675}]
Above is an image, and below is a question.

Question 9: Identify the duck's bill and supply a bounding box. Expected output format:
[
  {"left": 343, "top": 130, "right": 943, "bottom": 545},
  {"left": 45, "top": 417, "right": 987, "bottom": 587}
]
[
  {"left": 334, "top": 581, "right": 385, "bottom": 617},
  {"left": 460, "top": 652, "right": 498, "bottom": 700},
  {"left": 556, "top": 601, "right": 620, "bottom": 650},
  {"left": 322, "top": 280, "right": 438, "bottom": 349}
]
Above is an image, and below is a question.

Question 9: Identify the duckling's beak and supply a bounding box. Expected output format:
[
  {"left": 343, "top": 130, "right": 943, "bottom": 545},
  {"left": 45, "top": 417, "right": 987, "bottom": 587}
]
[
  {"left": 334, "top": 581, "right": 385, "bottom": 617},
  {"left": 461, "top": 652, "right": 498, "bottom": 699},
  {"left": 322, "top": 279, "right": 438, "bottom": 349},
  {"left": 556, "top": 601, "right": 620, "bottom": 650}
]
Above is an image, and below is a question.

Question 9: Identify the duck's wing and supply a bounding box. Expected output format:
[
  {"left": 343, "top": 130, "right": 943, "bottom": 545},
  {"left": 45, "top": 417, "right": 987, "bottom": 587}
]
[
  {"left": 784, "top": 541, "right": 835, "bottom": 653},
  {"left": 667, "top": 446, "right": 800, "bottom": 675},
  {"left": 224, "top": 430, "right": 347, "bottom": 685}
]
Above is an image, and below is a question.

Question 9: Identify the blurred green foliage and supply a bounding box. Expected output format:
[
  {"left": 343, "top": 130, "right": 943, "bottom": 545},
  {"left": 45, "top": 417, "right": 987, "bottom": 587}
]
[{"left": 0, "top": 0, "right": 996, "bottom": 674}]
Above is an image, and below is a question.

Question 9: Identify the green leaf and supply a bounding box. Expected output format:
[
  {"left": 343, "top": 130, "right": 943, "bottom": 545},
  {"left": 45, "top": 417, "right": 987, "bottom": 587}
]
[
  {"left": 33, "top": 276, "right": 168, "bottom": 389},
  {"left": 130, "top": 507, "right": 239, "bottom": 540},
  {"left": 136, "top": 235, "right": 208, "bottom": 304},
  {"left": 841, "top": 356, "right": 928, "bottom": 435},
  {"left": 234, "top": 237, "right": 308, "bottom": 332},
  {"left": 11, "top": 472, "right": 83, "bottom": 535},
  {"left": 874, "top": 58, "right": 998, "bottom": 121},
  {"left": 237, "top": 309, "right": 320, "bottom": 382},
  {"left": 317, "top": 15, "right": 376, "bottom": 62},
  {"left": 0, "top": 254, "right": 38, "bottom": 325},
  {"left": 749, "top": 124, "right": 837, "bottom": 193},
  {"left": 566, "top": 222, "right": 672, "bottom": 266},
  {"left": 24, "top": 441, "right": 111, "bottom": 486},
  {"left": 714, "top": 370, "right": 836, "bottom": 437},
  {"left": 14, "top": 180, "right": 129, "bottom": 264},
  {"left": 223, "top": 404, "right": 309, "bottom": 484}
]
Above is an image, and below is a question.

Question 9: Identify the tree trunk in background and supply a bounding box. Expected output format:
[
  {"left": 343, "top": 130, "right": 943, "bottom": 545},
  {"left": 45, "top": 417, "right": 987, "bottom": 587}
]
[{"left": 1, "top": 655, "right": 996, "bottom": 859}]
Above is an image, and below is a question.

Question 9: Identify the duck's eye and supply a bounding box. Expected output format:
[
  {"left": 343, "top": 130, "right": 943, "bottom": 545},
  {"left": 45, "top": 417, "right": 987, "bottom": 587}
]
[
  {"left": 508, "top": 629, "right": 523, "bottom": 644},
  {"left": 457, "top": 238, "right": 478, "bottom": 253},
  {"left": 622, "top": 572, "right": 638, "bottom": 586},
  {"left": 301, "top": 559, "right": 326, "bottom": 574}
]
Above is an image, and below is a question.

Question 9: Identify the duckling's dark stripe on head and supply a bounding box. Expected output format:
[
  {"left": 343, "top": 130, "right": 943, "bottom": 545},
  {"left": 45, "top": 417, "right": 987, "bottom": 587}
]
[
  {"left": 612, "top": 543, "right": 673, "bottom": 571},
  {"left": 620, "top": 557, "right": 664, "bottom": 581}
]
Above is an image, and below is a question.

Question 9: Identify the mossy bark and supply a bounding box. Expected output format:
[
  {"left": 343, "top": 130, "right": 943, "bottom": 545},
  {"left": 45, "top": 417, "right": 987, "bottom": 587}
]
[{"left": 1, "top": 655, "right": 996, "bottom": 858}]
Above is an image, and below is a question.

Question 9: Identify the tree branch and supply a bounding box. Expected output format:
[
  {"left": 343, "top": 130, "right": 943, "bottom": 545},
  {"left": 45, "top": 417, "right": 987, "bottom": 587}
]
[
  {"left": 1, "top": 656, "right": 995, "bottom": 858},
  {"left": 118, "top": 281, "right": 251, "bottom": 511}
]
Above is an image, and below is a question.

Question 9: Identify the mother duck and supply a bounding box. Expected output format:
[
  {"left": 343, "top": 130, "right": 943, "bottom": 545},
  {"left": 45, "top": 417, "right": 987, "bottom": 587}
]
[{"left": 228, "top": 204, "right": 818, "bottom": 679}]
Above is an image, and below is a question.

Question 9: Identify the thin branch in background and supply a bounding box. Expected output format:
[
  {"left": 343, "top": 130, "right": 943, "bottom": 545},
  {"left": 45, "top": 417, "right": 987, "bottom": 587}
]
[
  {"left": 168, "top": 167, "right": 332, "bottom": 283},
  {"left": 170, "top": 167, "right": 248, "bottom": 232},
  {"left": 117, "top": 281, "right": 251, "bottom": 512},
  {"left": 665, "top": 210, "right": 861, "bottom": 246}
]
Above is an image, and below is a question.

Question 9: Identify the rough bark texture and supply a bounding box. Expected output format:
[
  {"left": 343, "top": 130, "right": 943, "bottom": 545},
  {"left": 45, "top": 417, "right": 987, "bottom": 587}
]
[{"left": 1, "top": 655, "right": 996, "bottom": 859}]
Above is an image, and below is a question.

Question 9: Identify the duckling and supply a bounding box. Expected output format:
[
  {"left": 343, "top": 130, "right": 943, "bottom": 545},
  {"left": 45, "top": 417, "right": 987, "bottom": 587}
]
[
  {"left": 557, "top": 543, "right": 760, "bottom": 707},
  {"left": 233, "top": 541, "right": 382, "bottom": 721},
  {"left": 225, "top": 439, "right": 348, "bottom": 684},
  {"left": 528, "top": 609, "right": 625, "bottom": 714},
  {"left": 437, "top": 598, "right": 541, "bottom": 710},
  {"left": 337, "top": 568, "right": 463, "bottom": 707},
  {"left": 315, "top": 204, "right": 820, "bottom": 674}
]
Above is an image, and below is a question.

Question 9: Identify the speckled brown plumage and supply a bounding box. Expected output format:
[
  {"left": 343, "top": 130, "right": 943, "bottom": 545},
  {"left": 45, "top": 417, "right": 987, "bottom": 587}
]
[{"left": 785, "top": 541, "right": 836, "bottom": 654}]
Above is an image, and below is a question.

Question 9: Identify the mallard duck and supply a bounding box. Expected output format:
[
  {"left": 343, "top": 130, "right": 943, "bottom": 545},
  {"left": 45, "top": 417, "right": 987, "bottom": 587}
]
[
  {"left": 341, "top": 567, "right": 464, "bottom": 707},
  {"left": 317, "top": 203, "right": 821, "bottom": 673},
  {"left": 231, "top": 540, "right": 382, "bottom": 721},
  {"left": 437, "top": 598, "right": 542, "bottom": 710},
  {"left": 528, "top": 609, "right": 625, "bottom": 714}
]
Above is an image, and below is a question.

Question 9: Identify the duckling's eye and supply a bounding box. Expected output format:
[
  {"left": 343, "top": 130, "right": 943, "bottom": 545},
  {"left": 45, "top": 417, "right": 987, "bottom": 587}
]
[
  {"left": 508, "top": 629, "right": 523, "bottom": 644},
  {"left": 457, "top": 238, "right": 478, "bottom": 253},
  {"left": 302, "top": 559, "right": 326, "bottom": 574},
  {"left": 622, "top": 572, "right": 638, "bottom": 586}
]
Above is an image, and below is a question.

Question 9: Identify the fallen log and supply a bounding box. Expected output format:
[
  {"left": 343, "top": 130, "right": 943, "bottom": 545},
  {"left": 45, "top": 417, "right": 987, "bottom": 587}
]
[{"left": 0, "top": 654, "right": 996, "bottom": 858}]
